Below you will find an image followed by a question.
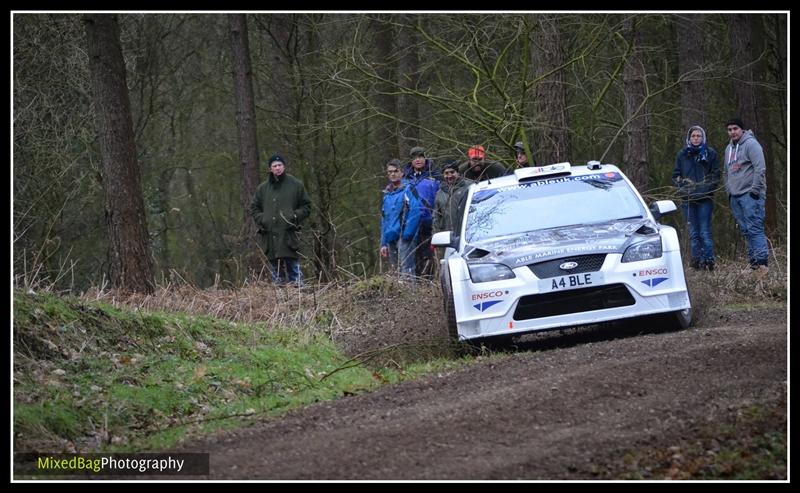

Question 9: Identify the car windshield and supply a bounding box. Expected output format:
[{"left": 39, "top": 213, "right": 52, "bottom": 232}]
[{"left": 464, "top": 171, "right": 647, "bottom": 243}]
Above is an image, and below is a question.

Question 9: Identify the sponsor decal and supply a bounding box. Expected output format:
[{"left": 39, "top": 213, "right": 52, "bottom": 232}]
[
  {"left": 638, "top": 268, "right": 668, "bottom": 276},
  {"left": 473, "top": 300, "right": 502, "bottom": 312},
  {"left": 471, "top": 290, "right": 508, "bottom": 301},
  {"left": 641, "top": 277, "right": 668, "bottom": 287},
  {"left": 534, "top": 244, "right": 617, "bottom": 259},
  {"left": 491, "top": 172, "right": 623, "bottom": 193}
]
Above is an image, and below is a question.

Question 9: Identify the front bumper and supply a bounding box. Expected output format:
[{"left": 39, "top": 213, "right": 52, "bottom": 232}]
[{"left": 449, "top": 253, "right": 690, "bottom": 340}]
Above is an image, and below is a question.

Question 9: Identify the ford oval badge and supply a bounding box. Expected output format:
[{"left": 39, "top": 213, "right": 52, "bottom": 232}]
[{"left": 559, "top": 261, "right": 579, "bottom": 270}]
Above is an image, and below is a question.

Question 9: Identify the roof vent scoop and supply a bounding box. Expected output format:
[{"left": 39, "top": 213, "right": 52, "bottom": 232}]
[{"left": 587, "top": 160, "right": 602, "bottom": 170}]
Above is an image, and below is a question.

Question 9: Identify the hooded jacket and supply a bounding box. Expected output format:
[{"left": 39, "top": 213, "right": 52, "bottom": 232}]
[
  {"left": 249, "top": 172, "right": 312, "bottom": 260},
  {"left": 724, "top": 129, "right": 767, "bottom": 198},
  {"left": 671, "top": 126, "right": 721, "bottom": 201}
]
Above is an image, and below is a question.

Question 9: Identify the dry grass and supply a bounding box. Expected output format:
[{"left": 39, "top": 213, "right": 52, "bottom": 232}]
[
  {"left": 77, "top": 246, "right": 788, "bottom": 357},
  {"left": 686, "top": 247, "right": 787, "bottom": 326},
  {"left": 80, "top": 274, "right": 453, "bottom": 364}
]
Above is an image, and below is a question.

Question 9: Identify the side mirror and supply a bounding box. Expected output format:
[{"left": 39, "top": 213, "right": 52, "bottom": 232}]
[
  {"left": 649, "top": 200, "right": 677, "bottom": 220},
  {"left": 431, "top": 231, "right": 458, "bottom": 249}
]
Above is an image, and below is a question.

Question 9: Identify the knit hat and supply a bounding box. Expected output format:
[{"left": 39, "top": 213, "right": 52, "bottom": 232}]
[
  {"left": 409, "top": 146, "right": 425, "bottom": 158},
  {"left": 725, "top": 117, "right": 745, "bottom": 130},
  {"left": 513, "top": 141, "right": 525, "bottom": 152},
  {"left": 467, "top": 145, "right": 485, "bottom": 159},
  {"left": 442, "top": 160, "right": 459, "bottom": 172},
  {"left": 267, "top": 153, "right": 285, "bottom": 166}
]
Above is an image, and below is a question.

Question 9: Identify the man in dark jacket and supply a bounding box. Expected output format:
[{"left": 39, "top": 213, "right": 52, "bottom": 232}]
[
  {"left": 459, "top": 144, "right": 509, "bottom": 181},
  {"left": 249, "top": 153, "right": 312, "bottom": 286},
  {"left": 513, "top": 141, "right": 537, "bottom": 168},
  {"left": 672, "top": 126, "right": 720, "bottom": 271},
  {"left": 433, "top": 161, "right": 473, "bottom": 237}
]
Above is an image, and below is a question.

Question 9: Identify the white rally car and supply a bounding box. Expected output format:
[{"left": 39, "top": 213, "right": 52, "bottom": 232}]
[{"left": 432, "top": 162, "right": 692, "bottom": 343}]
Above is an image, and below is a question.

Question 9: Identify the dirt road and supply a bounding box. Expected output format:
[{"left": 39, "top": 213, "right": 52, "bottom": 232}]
[{"left": 186, "top": 306, "right": 786, "bottom": 480}]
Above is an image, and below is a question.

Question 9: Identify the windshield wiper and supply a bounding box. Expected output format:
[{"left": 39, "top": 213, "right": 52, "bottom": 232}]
[{"left": 582, "top": 178, "right": 613, "bottom": 190}]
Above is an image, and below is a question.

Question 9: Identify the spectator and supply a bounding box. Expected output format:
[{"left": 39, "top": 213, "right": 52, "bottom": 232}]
[
  {"left": 380, "top": 159, "right": 421, "bottom": 278},
  {"left": 249, "top": 153, "right": 312, "bottom": 286},
  {"left": 672, "top": 125, "right": 720, "bottom": 271},
  {"left": 723, "top": 117, "right": 769, "bottom": 276},
  {"left": 459, "top": 144, "right": 509, "bottom": 181},
  {"left": 403, "top": 146, "right": 440, "bottom": 279},
  {"left": 433, "top": 160, "right": 474, "bottom": 237},
  {"left": 513, "top": 141, "right": 537, "bottom": 168}
]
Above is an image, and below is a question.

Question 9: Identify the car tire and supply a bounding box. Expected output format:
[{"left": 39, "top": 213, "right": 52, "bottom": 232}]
[
  {"left": 668, "top": 306, "right": 692, "bottom": 330},
  {"left": 441, "top": 266, "right": 459, "bottom": 342}
]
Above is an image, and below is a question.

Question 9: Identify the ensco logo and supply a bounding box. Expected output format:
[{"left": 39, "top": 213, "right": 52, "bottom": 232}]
[{"left": 471, "top": 291, "right": 504, "bottom": 301}]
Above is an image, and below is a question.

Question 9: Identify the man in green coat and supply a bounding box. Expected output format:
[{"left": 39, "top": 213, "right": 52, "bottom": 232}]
[{"left": 249, "top": 154, "right": 312, "bottom": 286}]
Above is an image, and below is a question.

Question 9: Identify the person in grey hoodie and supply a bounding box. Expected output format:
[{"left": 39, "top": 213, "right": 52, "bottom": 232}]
[
  {"left": 723, "top": 118, "right": 769, "bottom": 272},
  {"left": 672, "top": 125, "right": 720, "bottom": 271}
]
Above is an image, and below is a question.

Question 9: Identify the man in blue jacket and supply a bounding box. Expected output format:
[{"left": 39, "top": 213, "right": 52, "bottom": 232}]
[
  {"left": 380, "top": 159, "right": 421, "bottom": 278},
  {"left": 403, "top": 147, "right": 441, "bottom": 279}
]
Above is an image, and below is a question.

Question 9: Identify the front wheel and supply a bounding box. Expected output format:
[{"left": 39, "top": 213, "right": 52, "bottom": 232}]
[
  {"left": 441, "top": 267, "right": 459, "bottom": 342},
  {"left": 666, "top": 306, "right": 692, "bottom": 330}
]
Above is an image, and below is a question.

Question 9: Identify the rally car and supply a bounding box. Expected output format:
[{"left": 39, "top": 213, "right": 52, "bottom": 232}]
[{"left": 432, "top": 161, "right": 692, "bottom": 343}]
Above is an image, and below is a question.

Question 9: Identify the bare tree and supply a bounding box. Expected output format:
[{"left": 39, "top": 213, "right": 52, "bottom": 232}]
[
  {"left": 396, "top": 14, "right": 421, "bottom": 156},
  {"left": 675, "top": 14, "right": 707, "bottom": 131},
  {"left": 622, "top": 17, "right": 650, "bottom": 192},
  {"left": 371, "top": 15, "right": 398, "bottom": 164},
  {"left": 532, "top": 14, "right": 570, "bottom": 164},
  {"left": 84, "top": 14, "right": 154, "bottom": 293},
  {"left": 229, "top": 14, "right": 262, "bottom": 269}
]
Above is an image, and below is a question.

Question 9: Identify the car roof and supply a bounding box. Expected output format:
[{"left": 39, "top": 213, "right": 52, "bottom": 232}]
[{"left": 475, "top": 162, "right": 623, "bottom": 191}]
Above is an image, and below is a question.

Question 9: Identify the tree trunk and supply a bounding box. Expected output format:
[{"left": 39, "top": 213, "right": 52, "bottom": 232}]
[
  {"left": 622, "top": 17, "right": 650, "bottom": 193},
  {"left": 676, "top": 14, "right": 707, "bottom": 131},
  {"left": 371, "top": 15, "right": 398, "bottom": 166},
  {"left": 397, "top": 14, "right": 420, "bottom": 157},
  {"left": 532, "top": 14, "right": 570, "bottom": 165},
  {"left": 228, "top": 14, "right": 262, "bottom": 270},
  {"left": 84, "top": 14, "right": 155, "bottom": 294},
  {"left": 729, "top": 14, "right": 777, "bottom": 240}
]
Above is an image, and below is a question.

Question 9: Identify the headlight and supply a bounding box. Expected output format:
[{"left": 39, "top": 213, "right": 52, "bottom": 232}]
[
  {"left": 621, "top": 238, "right": 663, "bottom": 263},
  {"left": 468, "top": 263, "right": 516, "bottom": 283}
]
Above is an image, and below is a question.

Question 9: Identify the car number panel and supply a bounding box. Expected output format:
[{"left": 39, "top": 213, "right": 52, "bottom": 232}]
[{"left": 538, "top": 272, "right": 604, "bottom": 293}]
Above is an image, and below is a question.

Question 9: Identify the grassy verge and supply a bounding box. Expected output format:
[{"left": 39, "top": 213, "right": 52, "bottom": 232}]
[{"left": 13, "top": 291, "right": 471, "bottom": 453}]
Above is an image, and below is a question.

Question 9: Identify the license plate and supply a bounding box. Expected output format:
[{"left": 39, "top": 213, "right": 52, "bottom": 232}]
[{"left": 538, "top": 272, "right": 603, "bottom": 292}]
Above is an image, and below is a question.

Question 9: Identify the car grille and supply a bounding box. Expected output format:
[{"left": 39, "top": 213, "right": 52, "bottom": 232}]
[
  {"left": 528, "top": 254, "right": 607, "bottom": 279},
  {"left": 513, "top": 284, "right": 635, "bottom": 320}
]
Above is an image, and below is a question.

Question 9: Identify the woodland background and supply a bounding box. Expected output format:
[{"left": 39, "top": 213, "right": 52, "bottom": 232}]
[{"left": 12, "top": 12, "right": 787, "bottom": 293}]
